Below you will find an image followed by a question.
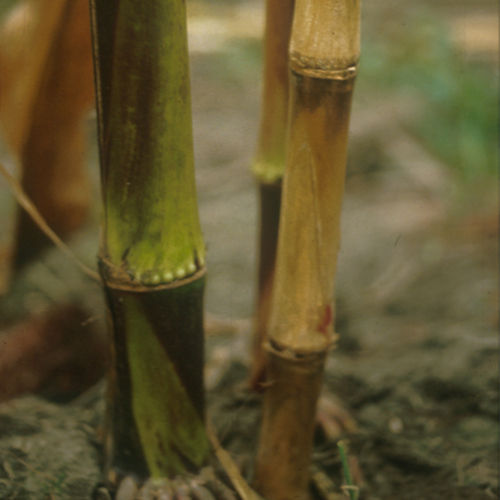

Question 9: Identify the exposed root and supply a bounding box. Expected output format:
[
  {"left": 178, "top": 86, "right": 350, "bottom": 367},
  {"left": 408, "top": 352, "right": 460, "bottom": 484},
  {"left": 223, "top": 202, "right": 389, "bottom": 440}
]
[{"left": 95, "top": 468, "right": 237, "bottom": 500}]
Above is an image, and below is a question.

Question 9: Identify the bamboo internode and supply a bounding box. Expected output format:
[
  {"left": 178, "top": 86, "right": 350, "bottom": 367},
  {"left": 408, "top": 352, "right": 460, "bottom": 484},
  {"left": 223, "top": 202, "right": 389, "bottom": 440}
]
[
  {"left": 266, "top": 74, "right": 354, "bottom": 354},
  {"left": 252, "top": 0, "right": 295, "bottom": 185},
  {"left": 266, "top": 0, "right": 360, "bottom": 356}
]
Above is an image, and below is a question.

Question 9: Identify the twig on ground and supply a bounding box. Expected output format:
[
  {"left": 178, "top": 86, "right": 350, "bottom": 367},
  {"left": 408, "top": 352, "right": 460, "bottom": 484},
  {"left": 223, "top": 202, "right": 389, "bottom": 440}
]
[
  {"left": 207, "top": 422, "right": 263, "bottom": 500},
  {"left": 0, "top": 161, "right": 100, "bottom": 282}
]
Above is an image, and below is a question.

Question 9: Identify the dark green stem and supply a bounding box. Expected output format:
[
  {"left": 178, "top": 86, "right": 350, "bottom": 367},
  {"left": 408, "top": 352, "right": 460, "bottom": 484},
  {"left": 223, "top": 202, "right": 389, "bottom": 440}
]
[
  {"left": 102, "top": 274, "right": 208, "bottom": 481},
  {"left": 89, "top": 0, "right": 208, "bottom": 484}
]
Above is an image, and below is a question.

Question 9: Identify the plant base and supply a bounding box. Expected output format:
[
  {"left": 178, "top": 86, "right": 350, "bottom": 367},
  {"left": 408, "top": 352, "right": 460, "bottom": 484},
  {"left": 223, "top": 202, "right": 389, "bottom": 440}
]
[
  {"left": 101, "top": 271, "right": 209, "bottom": 484},
  {"left": 254, "top": 344, "right": 326, "bottom": 500}
]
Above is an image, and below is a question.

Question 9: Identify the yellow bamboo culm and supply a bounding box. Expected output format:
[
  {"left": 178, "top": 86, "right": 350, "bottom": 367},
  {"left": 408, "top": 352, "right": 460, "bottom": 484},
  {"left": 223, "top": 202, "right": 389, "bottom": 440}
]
[
  {"left": 254, "top": 1, "right": 360, "bottom": 499},
  {"left": 252, "top": 0, "right": 295, "bottom": 185}
]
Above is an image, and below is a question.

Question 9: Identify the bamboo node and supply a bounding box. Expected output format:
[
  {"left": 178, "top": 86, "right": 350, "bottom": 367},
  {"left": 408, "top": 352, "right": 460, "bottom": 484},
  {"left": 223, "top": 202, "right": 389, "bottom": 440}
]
[
  {"left": 251, "top": 160, "right": 284, "bottom": 185},
  {"left": 98, "top": 255, "right": 206, "bottom": 292},
  {"left": 290, "top": 52, "right": 357, "bottom": 81},
  {"left": 264, "top": 339, "right": 327, "bottom": 365}
]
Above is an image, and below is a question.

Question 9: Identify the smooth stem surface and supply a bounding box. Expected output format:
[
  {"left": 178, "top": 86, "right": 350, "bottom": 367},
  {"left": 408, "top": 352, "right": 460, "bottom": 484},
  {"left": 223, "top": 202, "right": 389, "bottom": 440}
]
[
  {"left": 252, "top": 0, "right": 294, "bottom": 184},
  {"left": 90, "top": 0, "right": 209, "bottom": 484},
  {"left": 251, "top": 183, "right": 281, "bottom": 387},
  {"left": 92, "top": 0, "right": 205, "bottom": 286},
  {"left": 267, "top": 74, "right": 354, "bottom": 353},
  {"left": 103, "top": 279, "right": 208, "bottom": 480},
  {"left": 255, "top": 0, "right": 360, "bottom": 498},
  {"left": 251, "top": 0, "right": 294, "bottom": 388},
  {"left": 268, "top": 0, "right": 360, "bottom": 354},
  {"left": 254, "top": 351, "right": 325, "bottom": 500}
]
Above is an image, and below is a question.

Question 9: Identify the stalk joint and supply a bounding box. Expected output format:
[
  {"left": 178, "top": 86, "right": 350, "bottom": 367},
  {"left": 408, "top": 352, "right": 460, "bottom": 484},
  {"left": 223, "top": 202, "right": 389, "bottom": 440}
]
[
  {"left": 265, "top": 338, "right": 327, "bottom": 367},
  {"left": 98, "top": 255, "right": 206, "bottom": 292},
  {"left": 290, "top": 54, "right": 358, "bottom": 81}
]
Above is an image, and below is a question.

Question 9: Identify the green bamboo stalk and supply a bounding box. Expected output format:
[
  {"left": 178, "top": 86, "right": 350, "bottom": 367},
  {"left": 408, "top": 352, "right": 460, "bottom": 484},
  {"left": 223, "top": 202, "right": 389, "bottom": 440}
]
[
  {"left": 89, "top": 0, "right": 209, "bottom": 488},
  {"left": 254, "top": 1, "right": 361, "bottom": 499},
  {"left": 250, "top": 0, "right": 294, "bottom": 388}
]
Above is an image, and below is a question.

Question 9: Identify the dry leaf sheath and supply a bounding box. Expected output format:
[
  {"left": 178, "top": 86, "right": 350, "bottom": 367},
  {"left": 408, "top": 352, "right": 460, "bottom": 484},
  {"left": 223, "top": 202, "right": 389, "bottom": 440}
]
[
  {"left": 254, "top": 1, "right": 361, "bottom": 499},
  {"left": 0, "top": 0, "right": 93, "bottom": 272}
]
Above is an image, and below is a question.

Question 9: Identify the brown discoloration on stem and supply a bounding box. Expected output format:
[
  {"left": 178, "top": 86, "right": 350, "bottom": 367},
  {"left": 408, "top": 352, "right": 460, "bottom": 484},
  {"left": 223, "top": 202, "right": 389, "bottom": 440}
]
[
  {"left": 268, "top": 73, "right": 354, "bottom": 354},
  {"left": 251, "top": 182, "right": 282, "bottom": 389},
  {"left": 251, "top": 0, "right": 294, "bottom": 388},
  {"left": 254, "top": 347, "right": 326, "bottom": 500}
]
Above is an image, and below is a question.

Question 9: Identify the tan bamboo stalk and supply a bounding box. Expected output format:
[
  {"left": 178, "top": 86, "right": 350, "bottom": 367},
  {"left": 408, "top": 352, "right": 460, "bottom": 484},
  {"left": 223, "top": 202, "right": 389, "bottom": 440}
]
[
  {"left": 254, "top": 1, "right": 361, "bottom": 499},
  {"left": 0, "top": 0, "right": 94, "bottom": 271},
  {"left": 250, "top": 0, "right": 295, "bottom": 388}
]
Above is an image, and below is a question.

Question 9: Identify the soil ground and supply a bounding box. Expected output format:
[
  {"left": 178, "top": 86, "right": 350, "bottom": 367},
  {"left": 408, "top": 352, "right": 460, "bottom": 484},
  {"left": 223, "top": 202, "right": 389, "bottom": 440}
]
[{"left": 0, "top": 1, "right": 497, "bottom": 499}]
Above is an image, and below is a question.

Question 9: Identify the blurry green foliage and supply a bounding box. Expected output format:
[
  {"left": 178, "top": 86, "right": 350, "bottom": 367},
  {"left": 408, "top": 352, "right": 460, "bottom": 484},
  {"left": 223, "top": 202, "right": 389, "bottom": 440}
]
[
  {"left": 359, "top": 11, "right": 497, "bottom": 179},
  {"left": 0, "top": 0, "right": 17, "bottom": 19}
]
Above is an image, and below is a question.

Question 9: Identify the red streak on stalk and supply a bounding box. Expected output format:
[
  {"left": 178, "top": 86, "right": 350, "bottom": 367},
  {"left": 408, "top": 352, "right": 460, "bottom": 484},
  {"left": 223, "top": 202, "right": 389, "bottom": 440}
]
[{"left": 317, "top": 304, "right": 332, "bottom": 337}]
